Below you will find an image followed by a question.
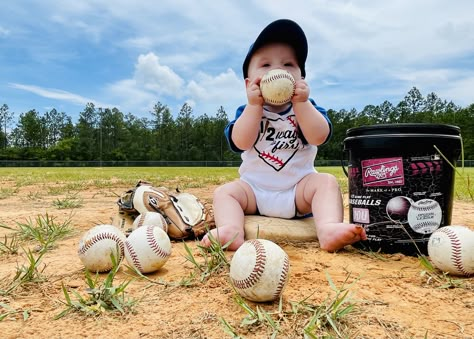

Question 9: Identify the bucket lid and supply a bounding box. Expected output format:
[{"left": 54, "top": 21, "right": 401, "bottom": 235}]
[{"left": 346, "top": 123, "right": 461, "bottom": 137}]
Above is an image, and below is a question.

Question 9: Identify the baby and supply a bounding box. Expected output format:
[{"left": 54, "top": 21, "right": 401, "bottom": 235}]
[{"left": 201, "top": 19, "right": 366, "bottom": 251}]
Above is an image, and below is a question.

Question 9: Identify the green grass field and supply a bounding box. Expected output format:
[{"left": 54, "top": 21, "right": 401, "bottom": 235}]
[{"left": 0, "top": 166, "right": 472, "bottom": 201}]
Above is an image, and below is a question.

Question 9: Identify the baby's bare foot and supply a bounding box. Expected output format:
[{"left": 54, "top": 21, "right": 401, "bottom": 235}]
[
  {"left": 316, "top": 223, "right": 367, "bottom": 252},
  {"left": 200, "top": 225, "right": 245, "bottom": 251}
]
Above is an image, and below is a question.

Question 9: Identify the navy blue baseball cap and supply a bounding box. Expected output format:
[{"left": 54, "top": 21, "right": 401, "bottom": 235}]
[{"left": 242, "top": 19, "right": 308, "bottom": 79}]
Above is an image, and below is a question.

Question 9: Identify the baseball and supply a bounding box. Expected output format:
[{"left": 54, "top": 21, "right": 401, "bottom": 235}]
[
  {"left": 132, "top": 212, "right": 168, "bottom": 233},
  {"left": 427, "top": 225, "right": 474, "bottom": 276},
  {"left": 386, "top": 196, "right": 413, "bottom": 222},
  {"left": 407, "top": 198, "right": 442, "bottom": 234},
  {"left": 125, "top": 224, "right": 172, "bottom": 274},
  {"left": 132, "top": 184, "right": 168, "bottom": 215},
  {"left": 260, "top": 69, "right": 296, "bottom": 106},
  {"left": 77, "top": 224, "right": 126, "bottom": 273},
  {"left": 230, "top": 239, "right": 290, "bottom": 302}
]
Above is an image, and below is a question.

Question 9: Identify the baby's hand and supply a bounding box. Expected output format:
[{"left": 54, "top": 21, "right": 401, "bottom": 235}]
[
  {"left": 292, "top": 79, "right": 310, "bottom": 103},
  {"left": 246, "top": 77, "right": 264, "bottom": 107}
]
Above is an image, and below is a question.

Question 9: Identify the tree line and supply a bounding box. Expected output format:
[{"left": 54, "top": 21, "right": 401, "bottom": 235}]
[{"left": 0, "top": 87, "right": 472, "bottom": 163}]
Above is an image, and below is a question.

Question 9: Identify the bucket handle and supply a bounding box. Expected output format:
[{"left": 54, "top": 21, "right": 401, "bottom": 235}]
[{"left": 341, "top": 145, "right": 349, "bottom": 177}]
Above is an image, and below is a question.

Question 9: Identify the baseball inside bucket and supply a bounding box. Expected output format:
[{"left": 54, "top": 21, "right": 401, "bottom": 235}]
[{"left": 343, "top": 123, "right": 462, "bottom": 256}]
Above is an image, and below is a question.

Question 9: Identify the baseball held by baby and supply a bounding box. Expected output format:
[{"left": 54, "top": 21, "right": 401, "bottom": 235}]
[{"left": 245, "top": 43, "right": 306, "bottom": 107}]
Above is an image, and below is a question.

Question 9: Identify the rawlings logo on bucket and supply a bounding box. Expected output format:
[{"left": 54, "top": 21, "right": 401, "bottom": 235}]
[{"left": 362, "top": 157, "right": 404, "bottom": 187}]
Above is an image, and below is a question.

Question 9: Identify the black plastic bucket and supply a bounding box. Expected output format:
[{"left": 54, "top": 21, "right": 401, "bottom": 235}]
[{"left": 343, "top": 123, "right": 462, "bottom": 256}]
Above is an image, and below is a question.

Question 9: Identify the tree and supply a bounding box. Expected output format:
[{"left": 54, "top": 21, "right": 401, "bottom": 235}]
[
  {"left": 13, "top": 110, "right": 46, "bottom": 148},
  {"left": 378, "top": 101, "right": 395, "bottom": 123},
  {"left": 150, "top": 102, "right": 172, "bottom": 160},
  {"left": 404, "top": 87, "right": 425, "bottom": 114},
  {"left": 176, "top": 103, "right": 194, "bottom": 160},
  {"left": 0, "top": 104, "right": 14, "bottom": 149},
  {"left": 425, "top": 92, "right": 446, "bottom": 115},
  {"left": 123, "top": 113, "right": 151, "bottom": 160},
  {"left": 215, "top": 106, "right": 230, "bottom": 161},
  {"left": 75, "top": 103, "right": 99, "bottom": 160},
  {"left": 44, "top": 108, "right": 69, "bottom": 147}
]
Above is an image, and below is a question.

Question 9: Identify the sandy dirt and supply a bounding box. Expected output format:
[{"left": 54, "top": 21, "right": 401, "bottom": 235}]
[{"left": 0, "top": 181, "right": 473, "bottom": 339}]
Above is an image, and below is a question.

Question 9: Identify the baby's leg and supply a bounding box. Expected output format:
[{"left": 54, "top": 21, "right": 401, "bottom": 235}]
[
  {"left": 200, "top": 180, "right": 257, "bottom": 251},
  {"left": 296, "top": 173, "right": 367, "bottom": 252}
]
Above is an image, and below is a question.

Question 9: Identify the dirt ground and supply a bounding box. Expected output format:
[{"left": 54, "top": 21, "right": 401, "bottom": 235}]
[{"left": 0, "top": 181, "right": 473, "bottom": 339}]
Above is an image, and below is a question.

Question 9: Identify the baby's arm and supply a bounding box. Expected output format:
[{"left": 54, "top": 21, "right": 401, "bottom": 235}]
[
  {"left": 232, "top": 77, "right": 264, "bottom": 150},
  {"left": 292, "top": 79, "right": 330, "bottom": 146}
]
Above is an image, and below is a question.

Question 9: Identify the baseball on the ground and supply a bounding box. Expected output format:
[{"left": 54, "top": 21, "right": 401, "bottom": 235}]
[
  {"left": 125, "top": 224, "right": 172, "bottom": 274},
  {"left": 132, "top": 184, "right": 168, "bottom": 215},
  {"left": 230, "top": 239, "right": 290, "bottom": 302},
  {"left": 260, "top": 69, "right": 296, "bottom": 106},
  {"left": 77, "top": 224, "right": 126, "bottom": 273},
  {"left": 132, "top": 212, "right": 168, "bottom": 233},
  {"left": 427, "top": 225, "right": 474, "bottom": 276}
]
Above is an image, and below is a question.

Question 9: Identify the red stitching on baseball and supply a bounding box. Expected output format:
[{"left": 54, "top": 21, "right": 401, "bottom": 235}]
[
  {"left": 262, "top": 72, "right": 295, "bottom": 85},
  {"left": 439, "top": 228, "right": 470, "bottom": 276},
  {"left": 136, "top": 215, "right": 145, "bottom": 228},
  {"left": 232, "top": 240, "right": 266, "bottom": 289},
  {"left": 260, "top": 151, "right": 284, "bottom": 167},
  {"left": 125, "top": 240, "right": 143, "bottom": 272},
  {"left": 146, "top": 225, "right": 170, "bottom": 258},
  {"left": 274, "top": 253, "right": 290, "bottom": 299},
  {"left": 78, "top": 232, "right": 124, "bottom": 260}
]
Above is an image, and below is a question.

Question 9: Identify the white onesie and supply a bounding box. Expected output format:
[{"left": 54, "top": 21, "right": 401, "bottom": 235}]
[{"left": 238, "top": 104, "right": 319, "bottom": 218}]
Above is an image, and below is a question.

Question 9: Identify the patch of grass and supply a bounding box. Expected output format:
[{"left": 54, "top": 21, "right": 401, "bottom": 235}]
[
  {"left": 221, "top": 272, "right": 361, "bottom": 338},
  {"left": 183, "top": 228, "right": 233, "bottom": 282},
  {"left": 222, "top": 294, "right": 283, "bottom": 338},
  {"left": 10, "top": 214, "right": 75, "bottom": 252},
  {"left": 0, "top": 187, "right": 18, "bottom": 200},
  {"left": 25, "top": 191, "right": 44, "bottom": 201},
  {"left": 52, "top": 193, "right": 83, "bottom": 209},
  {"left": 64, "top": 181, "right": 87, "bottom": 191},
  {"left": 91, "top": 179, "right": 115, "bottom": 189},
  {"left": 0, "top": 233, "right": 20, "bottom": 255},
  {"left": 0, "top": 248, "right": 48, "bottom": 295},
  {"left": 434, "top": 145, "right": 473, "bottom": 201},
  {"left": 0, "top": 303, "right": 31, "bottom": 321},
  {"left": 299, "top": 272, "right": 360, "bottom": 338},
  {"left": 47, "top": 185, "right": 69, "bottom": 196},
  {"left": 418, "top": 255, "right": 471, "bottom": 289},
  {"left": 55, "top": 252, "right": 137, "bottom": 319}
]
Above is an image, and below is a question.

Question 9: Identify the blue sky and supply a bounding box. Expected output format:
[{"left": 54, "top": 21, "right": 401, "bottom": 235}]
[{"left": 1, "top": 1, "right": 473, "bottom": 122}]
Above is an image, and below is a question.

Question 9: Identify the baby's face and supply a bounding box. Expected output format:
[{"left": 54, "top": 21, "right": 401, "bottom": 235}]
[{"left": 246, "top": 43, "right": 301, "bottom": 82}]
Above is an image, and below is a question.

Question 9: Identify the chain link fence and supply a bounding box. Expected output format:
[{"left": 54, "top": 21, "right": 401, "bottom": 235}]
[{"left": 0, "top": 159, "right": 472, "bottom": 167}]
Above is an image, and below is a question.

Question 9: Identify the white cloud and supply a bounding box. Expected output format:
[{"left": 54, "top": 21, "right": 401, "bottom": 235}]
[
  {"left": 106, "top": 79, "right": 157, "bottom": 114},
  {"left": 439, "top": 76, "right": 474, "bottom": 107},
  {"left": 105, "top": 54, "right": 244, "bottom": 116},
  {"left": 9, "top": 83, "right": 112, "bottom": 108},
  {"left": 50, "top": 15, "right": 103, "bottom": 42},
  {"left": 134, "top": 53, "right": 184, "bottom": 96}
]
